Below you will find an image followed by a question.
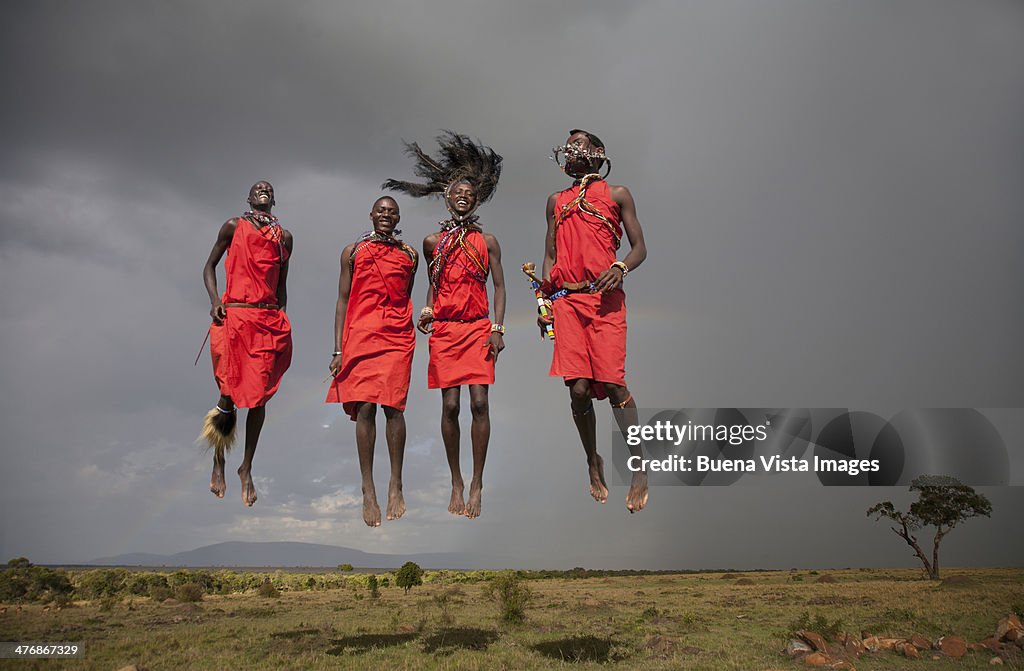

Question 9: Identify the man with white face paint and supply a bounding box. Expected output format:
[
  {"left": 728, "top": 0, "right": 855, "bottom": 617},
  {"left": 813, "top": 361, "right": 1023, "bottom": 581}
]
[{"left": 539, "top": 130, "right": 650, "bottom": 513}]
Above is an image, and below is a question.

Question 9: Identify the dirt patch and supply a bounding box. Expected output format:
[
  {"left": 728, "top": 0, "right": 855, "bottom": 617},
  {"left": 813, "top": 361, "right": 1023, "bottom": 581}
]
[
  {"left": 421, "top": 628, "right": 499, "bottom": 655},
  {"left": 533, "top": 635, "right": 624, "bottom": 663},
  {"left": 270, "top": 628, "right": 320, "bottom": 639},
  {"left": 326, "top": 633, "right": 418, "bottom": 655}
]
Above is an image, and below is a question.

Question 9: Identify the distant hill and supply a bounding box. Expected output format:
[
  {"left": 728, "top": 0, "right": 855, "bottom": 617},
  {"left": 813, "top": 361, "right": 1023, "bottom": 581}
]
[{"left": 86, "top": 541, "right": 495, "bottom": 569}]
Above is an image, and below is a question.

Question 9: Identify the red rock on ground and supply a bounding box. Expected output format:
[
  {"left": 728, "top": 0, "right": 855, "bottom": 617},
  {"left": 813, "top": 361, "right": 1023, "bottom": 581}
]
[
  {"left": 799, "top": 630, "right": 829, "bottom": 653},
  {"left": 842, "top": 634, "right": 865, "bottom": 657},
  {"left": 803, "top": 652, "right": 831, "bottom": 666},
  {"left": 910, "top": 633, "right": 932, "bottom": 650},
  {"left": 938, "top": 635, "right": 967, "bottom": 658},
  {"left": 862, "top": 636, "right": 881, "bottom": 652},
  {"left": 980, "top": 637, "right": 1003, "bottom": 653},
  {"left": 900, "top": 643, "right": 920, "bottom": 658},
  {"left": 996, "top": 615, "right": 1023, "bottom": 642}
]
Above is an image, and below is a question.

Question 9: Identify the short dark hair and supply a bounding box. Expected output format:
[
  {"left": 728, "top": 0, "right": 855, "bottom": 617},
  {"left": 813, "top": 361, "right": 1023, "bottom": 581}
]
[{"left": 568, "top": 129, "right": 605, "bottom": 150}]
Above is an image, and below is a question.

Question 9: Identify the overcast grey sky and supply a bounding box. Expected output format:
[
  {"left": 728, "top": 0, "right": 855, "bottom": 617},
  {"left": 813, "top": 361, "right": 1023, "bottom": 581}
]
[{"left": 1, "top": 0, "right": 1022, "bottom": 569}]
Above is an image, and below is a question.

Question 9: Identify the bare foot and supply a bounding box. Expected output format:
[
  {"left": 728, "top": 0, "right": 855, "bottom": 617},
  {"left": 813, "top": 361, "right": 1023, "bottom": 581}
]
[
  {"left": 363, "top": 488, "right": 381, "bottom": 527},
  {"left": 626, "top": 471, "right": 649, "bottom": 513},
  {"left": 588, "top": 454, "right": 609, "bottom": 503},
  {"left": 448, "top": 482, "right": 466, "bottom": 516},
  {"left": 210, "top": 459, "right": 226, "bottom": 499},
  {"left": 465, "top": 479, "right": 483, "bottom": 519},
  {"left": 238, "top": 466, "right": 257, "bottom": 507},
  {"left": 386, "top": 481, "right": 406, "bottom": 521}
]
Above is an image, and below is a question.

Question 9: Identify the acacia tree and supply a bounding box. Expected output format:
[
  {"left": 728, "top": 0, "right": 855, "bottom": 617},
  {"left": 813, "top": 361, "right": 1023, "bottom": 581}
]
[
  {"left": 395, "top": 562, "right": 423, "bottom": 594},
  {"left": 867, "top": 476, "right": 992, "bottom": 579}
]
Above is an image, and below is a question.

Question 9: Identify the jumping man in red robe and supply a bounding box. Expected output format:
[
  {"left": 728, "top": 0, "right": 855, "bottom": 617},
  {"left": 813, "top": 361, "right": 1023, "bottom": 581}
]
[
  {"left": 539, "top": 130, "right": 650, "bottom": 513},
  {"left": 384, "top": 132, "right": 506, "bottom": 519},
  {"left": 327, "top": 196, "right": 417, "bottom": 527},
  {"left": 201, "top": 181, "right": 293, "bottom": 507}
]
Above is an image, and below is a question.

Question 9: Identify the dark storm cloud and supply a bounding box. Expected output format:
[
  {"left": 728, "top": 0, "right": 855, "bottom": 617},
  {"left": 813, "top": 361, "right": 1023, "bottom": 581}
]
[
  {"left": 1, "top": 0, "right": 1022, "bottom": 567},
  {"left": 1, "top": 1, "right": 632, "bottom": 205}
]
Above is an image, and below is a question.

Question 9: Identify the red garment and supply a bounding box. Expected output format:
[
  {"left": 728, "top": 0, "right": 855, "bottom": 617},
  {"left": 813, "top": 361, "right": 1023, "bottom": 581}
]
[
  {"left": 210, "top": 217, "right": 292, "bottom": 408},
  {"left": 326, "top": 239, "right": 416, "bottom": 419},
  {"left": 549, "top": 178, "right": 622, "bottom": 287},
  {"left": 549, "top": 179, "right": 626, "bottom": 399},
  {"left": 428, "top": 227, "right": 495, "bottom": 389}
]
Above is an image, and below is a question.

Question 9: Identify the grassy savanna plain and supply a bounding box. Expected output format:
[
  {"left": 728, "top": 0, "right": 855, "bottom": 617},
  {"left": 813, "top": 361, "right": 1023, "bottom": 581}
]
[{"left": 1, "top": 568, "right": 1021, "bottom": 670}]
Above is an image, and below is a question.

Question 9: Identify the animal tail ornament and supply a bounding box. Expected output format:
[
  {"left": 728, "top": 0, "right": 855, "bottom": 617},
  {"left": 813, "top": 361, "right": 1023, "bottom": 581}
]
[
  {"left": 522, "top": 262, "right": 555, "bottom": 340},
  {"left": 198, "top": 406, "right": 236, "bottom": 458}
]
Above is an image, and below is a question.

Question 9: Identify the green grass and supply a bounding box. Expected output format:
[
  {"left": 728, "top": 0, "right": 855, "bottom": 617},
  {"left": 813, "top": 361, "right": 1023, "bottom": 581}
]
[{"left": 0, "top": 567, "right": 1021, "bottom": 670}]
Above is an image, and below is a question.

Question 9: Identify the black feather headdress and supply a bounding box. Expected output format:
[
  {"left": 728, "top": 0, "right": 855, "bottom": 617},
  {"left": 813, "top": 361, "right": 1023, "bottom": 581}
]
[{"left": 382, "top": 131, "right": 502, "bottom": 205}]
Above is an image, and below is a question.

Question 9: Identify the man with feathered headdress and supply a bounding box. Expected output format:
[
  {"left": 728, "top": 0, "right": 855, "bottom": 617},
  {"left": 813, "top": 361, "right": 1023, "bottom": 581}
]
[
  {"left": 200, "top": 181, "right": 293, "bottom": 507},
  {"left": 384, "top": 131, "right": 507, "bottom": 519},
  {"left": 325, "top": 196, "right": 418, "bottom": 527},
  {"left": 539, "top": 130, "right": 650, "bottom": 513}
]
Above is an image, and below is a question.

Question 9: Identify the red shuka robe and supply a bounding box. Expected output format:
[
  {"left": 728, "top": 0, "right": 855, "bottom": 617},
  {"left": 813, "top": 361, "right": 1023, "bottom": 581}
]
[
  {"left": 428, "top": 228, "right": 495, "bottom": 389},
  {"left": 326, "top": 239, "right": 416, "bottom": 419},
  {"left": 548, "top": 178, "right": 627, "bottom": 399},
  {"left": 210, "top": 217, "right": 292, "bottom": 408}
]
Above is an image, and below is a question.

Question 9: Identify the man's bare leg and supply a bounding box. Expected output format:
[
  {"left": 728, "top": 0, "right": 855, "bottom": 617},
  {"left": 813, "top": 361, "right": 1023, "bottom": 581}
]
[
  {"left": 465, "top": 385, "right": 490, "bottom": 518},
  {"left": 355, "top": 402, "right": 381, "bottom": 527},
  {"left": 569, "top": 379, "right": 608, "bottom": 503},
  {"left": 440, "top": 387, "right": 465, "bottom": 515},
  {"left": 210, "top": 395, "right": 233, "bottom": 498},
  {"left": 382, "top": 406, "right": 406, "bottom": 521},
  {"left": 238, "top": 405, "right": 265, "bottom": 507},
  {"left": 606, "top": 383, "right": 648, "bottom": 513}
]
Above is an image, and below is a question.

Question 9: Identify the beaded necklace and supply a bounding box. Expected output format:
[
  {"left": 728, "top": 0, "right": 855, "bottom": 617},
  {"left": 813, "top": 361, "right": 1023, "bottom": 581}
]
[
  {"left": 244, "top": 210, "right": 282, "bottom": 241},
  {"left": 554, "top": 174, "right": 621, "bottom": 249},
  {"left": 242, "top": 210, "right": 286, "bottom": 263},
  {"left": 244, "top": 209, "right": 278, "bottom": 228},
  {"left": 350, "top": 230, "right": 417, "bottom": 270},
  {"left": 428, "top": 216, "right": 488, "bottom": 290}
]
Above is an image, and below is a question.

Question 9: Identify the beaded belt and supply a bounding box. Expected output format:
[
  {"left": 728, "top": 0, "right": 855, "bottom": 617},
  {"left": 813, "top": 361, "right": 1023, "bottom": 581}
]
[
  {"left": 549, "top": 282, "right": 596, "bottom": 300},
  {"left": 433, "top": 315, "right": 489, "bottom": 323},
  {"left": 224, "top": 302, "right": 280, "bottom": 309}
]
